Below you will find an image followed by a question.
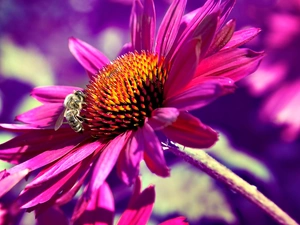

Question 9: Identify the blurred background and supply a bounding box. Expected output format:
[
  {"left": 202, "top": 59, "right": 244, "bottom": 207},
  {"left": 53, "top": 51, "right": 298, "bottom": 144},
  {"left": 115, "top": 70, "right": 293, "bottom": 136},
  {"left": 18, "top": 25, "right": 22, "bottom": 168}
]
[{"left": 1, "top": 0, "right": 300, "bottom": 224}]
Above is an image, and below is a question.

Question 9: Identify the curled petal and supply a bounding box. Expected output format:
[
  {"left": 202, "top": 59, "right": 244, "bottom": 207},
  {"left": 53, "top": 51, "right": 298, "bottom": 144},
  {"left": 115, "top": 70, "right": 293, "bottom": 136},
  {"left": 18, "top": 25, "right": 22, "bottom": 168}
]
[
  {"left": 141, "top": 123, "right": 170, "bottom": 177},
  {"left": 69, "top": 37, "right": 110, "bottom": 76},
  {"left": 164, "top": 78, "right": 236, "bottom": 111},
  {"left": 163, "top": 112, "right": 218, "bottom": 148},
  {"left": 164, "top": 39, "right": 201, "bottom": 99},
  {"left": 31, "top": 86, "right": 81, "bottom": 104},
  {"left": 117, "top": 185, "right": 155, "bottom": 225},
  {"left": 155, "top": 0, "right": 187, "bottom": 57},
  {"left": 224, "top": 27, "right": 261, "bottom": 50},
  {"left": 117, "top": 131, "right": 143, "bottom": 186},
  {"left": 195, "top": 48, "right": 264, "bottom": 82},
  {"left": 147, "top": 107, "right": 180, "bottom": 130}
]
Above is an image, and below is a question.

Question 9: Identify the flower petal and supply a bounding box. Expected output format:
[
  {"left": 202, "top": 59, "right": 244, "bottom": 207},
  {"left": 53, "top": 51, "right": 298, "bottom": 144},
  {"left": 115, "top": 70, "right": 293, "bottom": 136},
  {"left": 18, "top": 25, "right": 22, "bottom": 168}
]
[
  {"left": 206, "top": 19, "right": 236, "bottom": 56},
  {"left": 15, "top": 103, "right": 64, "bottom": 128},
  {"left": 164, "top": 78, "right": 235, "bottom": 111},
  {"left": 0, "top": 169, "right": 29, "bottom": 198},
  {"left": 155, "top": 0, "right": 187, "bottom": 57},
  {"left": 164, "top": 38, "right": 201, "bottom": 99},
  {"left": 131, "top": 0, "right": 156, "bottom": 51},
  {"left": 163, "top": 112, "right": 218, "bottom": 148},
  {"left": 147, "top": 107, "right": 179, "bottom": 130},
  {"left": 26, "top": 140, "right": 103, "bottom": 188},
  {"left": 73, "top": 182, "right": 114, "bottom": 225},
  {"left": 69, "top": 37, "right": 110, "bottom": 76},
  {"left": 224, "top": 27, "right": 261, "bottom": 50},
  {"left": 195, "top": 48, "right": 264, "bottom": 82},
  {"left": 117, "top": 131, "right": 143, "bottom": 185},
  {"left": 89, "top": 133, "right": 128, "bottom": 192},
  {"left": 117, "top": 185, "right": 155, "bottom": 225},
  {"left": 0, "top": 128, "right": 86, "bottom": 164},
  {"left": 31, "top": 86, "right": 81, "bottom": 104},
  {"left": 141, "top": 123, "right": 170, "bottom": 177},
  {"left": 159, "top": 216, "right": 188, "bottom": 225}
]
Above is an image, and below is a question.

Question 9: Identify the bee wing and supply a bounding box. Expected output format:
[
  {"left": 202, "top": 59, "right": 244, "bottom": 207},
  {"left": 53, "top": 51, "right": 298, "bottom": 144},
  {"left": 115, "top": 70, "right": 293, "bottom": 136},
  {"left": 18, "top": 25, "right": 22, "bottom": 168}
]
[{"left": 54, "top": 109, "right": 66, "bottom": 131}]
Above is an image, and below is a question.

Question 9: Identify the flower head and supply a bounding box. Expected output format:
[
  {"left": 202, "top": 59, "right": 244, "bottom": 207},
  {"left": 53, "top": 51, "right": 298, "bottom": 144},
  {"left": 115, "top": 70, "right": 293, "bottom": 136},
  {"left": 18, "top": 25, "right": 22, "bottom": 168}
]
[{"left": 0, "top": 0, "right": 263, "bottom": 215}]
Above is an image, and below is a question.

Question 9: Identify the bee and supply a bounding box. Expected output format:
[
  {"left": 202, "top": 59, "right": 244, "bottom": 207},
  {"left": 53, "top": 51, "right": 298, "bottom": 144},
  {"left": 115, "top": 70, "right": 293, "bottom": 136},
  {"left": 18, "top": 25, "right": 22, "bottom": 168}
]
[{"left": 55, "top": 90, "right": 86, "bottom": 132}]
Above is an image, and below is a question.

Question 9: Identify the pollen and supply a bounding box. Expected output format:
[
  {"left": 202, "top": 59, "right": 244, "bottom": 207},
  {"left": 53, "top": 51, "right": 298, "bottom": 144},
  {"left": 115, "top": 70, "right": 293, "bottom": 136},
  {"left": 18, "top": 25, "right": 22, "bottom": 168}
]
[{"left": 82, "top": 51, "right": 169, "bottom": 139}]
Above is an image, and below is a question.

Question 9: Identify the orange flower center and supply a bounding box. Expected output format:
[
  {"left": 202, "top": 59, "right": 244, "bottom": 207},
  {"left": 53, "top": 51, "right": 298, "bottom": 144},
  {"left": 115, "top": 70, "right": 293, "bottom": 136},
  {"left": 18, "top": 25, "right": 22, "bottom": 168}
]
[{"left": 82, "top": 51, "right": 169, "bottom": 139}]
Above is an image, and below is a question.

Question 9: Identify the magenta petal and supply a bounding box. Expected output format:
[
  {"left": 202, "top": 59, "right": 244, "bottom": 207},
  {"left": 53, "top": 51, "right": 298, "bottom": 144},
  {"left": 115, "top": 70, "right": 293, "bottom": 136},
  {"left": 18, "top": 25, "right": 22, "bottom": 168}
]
[
  {"left": 117, "top": 185, "right": 155, "bottom": 225},
  {"left": 195, "top": 48, "right": 264, "bottom": 82},
  {"left": 117, "top": 131, "right": 143, "bottom": 186},
  {"left": 74, "top": 182, "right": 114, "bottom": 225},
  {"left": 155, "top": 0, "right": 187, "bottom": 57},
  {"left": 159, "top": 216, "right": 188, "bottom": 225},
  {"left": 163, "top": 112, "right": 218, "bottom": 148},
  {"left": 219, "top": 0, "right": 235, "bottom": 25},
  {"left": 141, "top": 123, "right": 170, "bottom": 177},
  {"left": 128, "top": 176, "right": 142, "bottom": 207},
  {"left": 206, "top": 19, "right": 236, "bottom": 56},
  {"left": 0, "top": 169, "right": 29, "bottom": 198},
  {"left": 164, "top": 39, "right": 201, "bottom": 99},
  {"left": 89, "top": 133, "right": 127, "bottom": 192},
  {"left": 31, "top": 86, "right": 81, "bottom": 104},
  {"left": 164, "top": 78, "right": 236, "bottom": 111},
  {"left": 0, "top": 123, "right": 45, "bottom": 131},
  {"left": 27, "top": 140, "right": 103, "bottom": 188},
  {"left": 36, "top": 207, "right": 69, "bottom": 225},
  {"left": 147, "top": 107, "right": 179, "bottom": 130},
  {"left": 131, "top": 0, "right": 156, "bottom": 51},
  {"left": 69, "top": 37, "right": 110, "bottom": 76},
  {"left": 224, "top": 27, "right": 261, "bottom": 50},
  {"left": 0, "top": 128, "right": 86, "bottom": 164},
  {"left": 118, "top": 43, "right": 133, "bottom": 56},
  {"left": 16, "top": 103, "right": 63, "bottom": 128}
]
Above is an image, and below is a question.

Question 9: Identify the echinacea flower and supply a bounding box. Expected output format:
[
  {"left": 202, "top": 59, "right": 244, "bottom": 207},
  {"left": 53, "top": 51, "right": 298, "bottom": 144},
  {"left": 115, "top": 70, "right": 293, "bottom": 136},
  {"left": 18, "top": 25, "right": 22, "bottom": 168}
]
[
  {"left": 0, "top": 0, "right": 263, "bottom": 215},
  {"left": 73, "top": 177, "right": 188, "bottom": 224}
]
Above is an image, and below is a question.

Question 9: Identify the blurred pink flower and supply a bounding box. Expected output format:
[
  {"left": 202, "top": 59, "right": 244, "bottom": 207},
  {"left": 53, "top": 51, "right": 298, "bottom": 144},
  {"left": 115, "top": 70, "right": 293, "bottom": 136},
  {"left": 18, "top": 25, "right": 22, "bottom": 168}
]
[
  {"left": 73, "top": 177, "right": 188, "bottom": 225},
  {"left": 0, "top": 0, "right": 263, "bottom": 215}
]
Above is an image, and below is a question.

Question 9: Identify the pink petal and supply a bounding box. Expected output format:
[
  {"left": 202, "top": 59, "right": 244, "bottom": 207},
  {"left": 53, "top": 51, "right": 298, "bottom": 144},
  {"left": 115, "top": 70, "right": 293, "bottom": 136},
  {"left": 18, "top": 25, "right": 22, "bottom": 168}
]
[
  {"left": 69, "top": 37, "right": 110, "bottom": 76},
  {"left": 26, "top": 140, "right": 103, "bottom": 188},
  {"left": 18, "top": 160, "right": 88, "bottom": 209},
  {"left": 31, "top": 86, "right": 81, "bottom": 104},
  {"left": 73, "top": 182, "right": 114, "bottom": 225},
  {"left": 170, "top": 0, "right": 220, "bottom": 56},
  {"left": 0, "top": 169, "right": 29, "bottom": 198},
  {"left": 117, "top": 131, "right": 143, "bottom": 186},
  {"left": 147, "top": 107, "right": 180, "bottom": 130},
  {"left": 206, "top": 19, "right": 236, "bottom": 56},
  {"left": 164, "top": 39, "right": 201, "bottom": 99},
  {"left": 0, "top": 128, "right": 87, "bottom": 164},
  {"left": 117, "top": 185, "right": 155, "bottom": 225},
  {"left": 163, "top": 112, "right": 218, "bottom": 148},
  {"left": 128, "top": 176, "right": 142, "bottom": 207},
  {"left": 89, "top": 133, "right": 128, "bottom": 193},
  {"left": 131, "top": 0, "right": 156, "bottom": 51},
  {"left": 118, "top": 43, "right": 133, "bottom": 56},
  {"left": 159, "top": 216, "right": 188, "bottom": 225},
  {"left": 141, "top": 123, "right": 170, "bottom": 177},
  {"left": 36, "top": 207, "right": 69, "bottom": 225},
  {"left": 15, "top": 103, "right": 64, "bottom": 128},
  {"left": 164, "top": 78, "right": 236, "bottom": 111},
  {"left": 224, "top": 27, "right": 261, "bottom": 50},
  {"left": 0, "top": 123, "right": 46, "bottom": 131},
  {"left": 155, "top": 0, "right": 187, "bottom": 57},
  {"left": 219, "top": 0, "right": 235, "bottom": 26},
  {"left": 195, "top": 48, "right": 264, "bottom": 82}
]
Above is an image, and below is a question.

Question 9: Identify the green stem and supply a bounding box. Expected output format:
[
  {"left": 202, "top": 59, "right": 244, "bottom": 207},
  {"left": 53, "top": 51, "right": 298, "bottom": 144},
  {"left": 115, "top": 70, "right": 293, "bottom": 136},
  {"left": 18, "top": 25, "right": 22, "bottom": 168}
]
[{"left": 168, "top": 146, "right": 298, "bottom": 225}]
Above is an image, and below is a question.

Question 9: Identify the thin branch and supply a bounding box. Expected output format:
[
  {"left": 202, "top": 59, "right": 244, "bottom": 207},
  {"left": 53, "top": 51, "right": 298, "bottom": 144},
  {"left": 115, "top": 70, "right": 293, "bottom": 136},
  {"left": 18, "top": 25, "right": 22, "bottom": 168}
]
[{"left": 168, "top": 146, "right": 299, "bottom": 225}]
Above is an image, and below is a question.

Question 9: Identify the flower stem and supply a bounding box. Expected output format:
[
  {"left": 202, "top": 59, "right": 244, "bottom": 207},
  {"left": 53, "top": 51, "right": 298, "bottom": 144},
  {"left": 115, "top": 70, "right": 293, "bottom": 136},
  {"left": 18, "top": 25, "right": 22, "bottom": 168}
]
[{"left": 168, "top": 146, "right": 299, "bottom": 225}]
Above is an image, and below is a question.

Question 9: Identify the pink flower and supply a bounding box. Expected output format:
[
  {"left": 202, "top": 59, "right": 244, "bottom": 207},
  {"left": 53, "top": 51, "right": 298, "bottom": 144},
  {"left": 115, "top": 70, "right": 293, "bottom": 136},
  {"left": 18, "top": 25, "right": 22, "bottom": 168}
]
[
  {"left": 73, "top": 177, "right": 188, "bottom": 225},
  {"left": 0, "top": 0, "right": 263, "bottom": 215}
]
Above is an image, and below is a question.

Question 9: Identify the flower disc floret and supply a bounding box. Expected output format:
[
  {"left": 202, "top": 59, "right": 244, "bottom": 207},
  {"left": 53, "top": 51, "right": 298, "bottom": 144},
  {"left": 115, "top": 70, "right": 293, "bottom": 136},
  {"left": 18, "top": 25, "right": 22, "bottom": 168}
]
[{"left": 83, "top": 51, "right": 169, "bottom": 139}]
